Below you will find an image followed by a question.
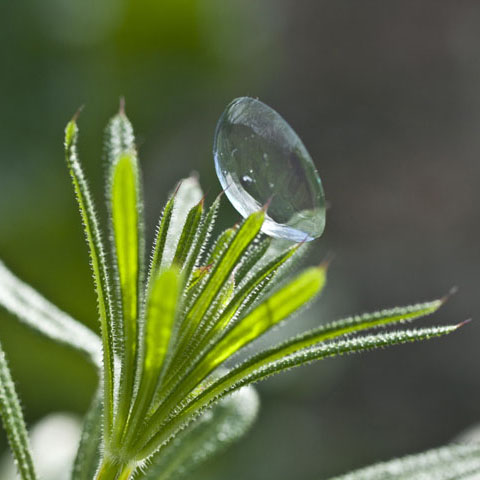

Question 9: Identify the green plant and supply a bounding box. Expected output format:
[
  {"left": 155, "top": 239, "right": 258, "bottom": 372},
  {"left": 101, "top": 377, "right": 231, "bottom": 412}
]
[
  {"left": 329, "top": 441, "right": 480, "bottom": 479},
  {"left": 0, "top": 103, "right": 465, "bottom": 480}
]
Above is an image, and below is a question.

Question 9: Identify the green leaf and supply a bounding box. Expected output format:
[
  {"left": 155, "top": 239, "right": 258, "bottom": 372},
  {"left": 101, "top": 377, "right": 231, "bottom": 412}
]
[
  {"left": 135, "top": 324, "right": 458, "bottom": 458},
  {"left": 71, "top": 393, "right": 103, "bottom": 480},
  {"left": 138, "top": 386, "right": 259, "bottom": 480},
  {"left": 0, "top": 260, "right": 101, "bottom": 366},
  {"left": 219, "top": 243, "right": 301, "bottom": 330},
  {"left": 205, "top": 227, "right": 236, "bottom": 267},
  {"left": 120, "top": 268, "right": 181, "bottom": 449},
  {"left": 163, "top": 177, "right": 203, "bottom": 266},
  {"left": 172, "top": 200, "right": 204, "bottom": 270},
  {"left": 148, "top": 192, "right": 175, "bottom": 286},
  {"left": 182, "top": 195, "right": 221, "bottom": 286},
  {"left": 237, "top": 298, "right": 445, "bottom": 372},
  {"left": 171, "top": 266, "right": 326, "bottom": 405},
  {"left": 174, "top": 211, "right": 265, "bottom": 356},
  {"left": 109, "top": 150, "right": 144, "bottom": 438},
  {"left": 104, "top": 104, "right": 136, "bottom": 165},
  {"left": 0, "top": 339, "right": 37, "bottom": 480},
  {"left": 65, "top": 118, "right": 116, "bottom": 436},
  {"left": 234, "top": 237, "right": 271, "bottom": 282},
  {"left": 328, "top": 442, "right": 480, "bottom": 480},
  {"left": 136, "top": 265, "right": 326, "bottom": 454}
]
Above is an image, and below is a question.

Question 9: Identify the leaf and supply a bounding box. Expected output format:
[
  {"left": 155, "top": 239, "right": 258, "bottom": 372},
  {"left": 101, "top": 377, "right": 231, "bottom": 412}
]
[
  {"left": 136, "top": 265, "right": 326, "bottom": 454},
  {"left": 71, "top": 393, "right": 103, "bottom": 480},
  {"left": 109, "top": 150, "right": 144, "bottom": 436},
  {"left": 234, "top": 236, "right": 271, "bottom": 284},
  {"left": 175, "top": 211, "right": 265, "bottom": 355},
  {"left": 138, "top": 386, "right": 259, "bottom": 480},
  {"left": 0, "top": 260, "right": 101, "bottom": 366},
  {"left": 121, "top": 268, "right": 181, "bottom": 448},
  {"left": 236, "top": 298, "right": 445, "bottom": 373},
  {"left": 65, "top": 118, "right": 116, "bottom": 435},
  {"left": 186, "top": 265, "right": 328, "bottom": 393},
  {"left": 135, "top": 324, "right": 458, "bottom": 458},
  {"left": 147, "top": 192, "right": 175, "bottom": 287},
  {"left": 162, "top": 177, "right": 203, "bottom": 267},
  {"left": 182, "top": 195, "right": 221, "bottom": 286},
  {"left": 172, "top": 200, "right": 204, "bottom": 270},
  {"left": 205, "top": 227, "right": 236, "bottom": 267},
  {"left": 217, "top": 243, "right": 301, "bottom": 331},
  {"left": 104, "top": 103, "right": 136, "bottom": 164},
  {"left": 328, "top": 442, "right": 480, "bottom": 480},
  {"left": 0, "top": 339, "right": 37, "bottom": 480}
]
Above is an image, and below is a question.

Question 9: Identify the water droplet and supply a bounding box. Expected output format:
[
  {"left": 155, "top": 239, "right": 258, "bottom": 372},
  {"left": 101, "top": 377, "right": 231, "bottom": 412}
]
[{"left": 214, "top": 97, "right": 326, "bottom": 242}]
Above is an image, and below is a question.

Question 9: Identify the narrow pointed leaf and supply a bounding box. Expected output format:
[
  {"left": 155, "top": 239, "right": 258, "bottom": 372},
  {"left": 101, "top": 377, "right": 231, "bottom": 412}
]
[
  {"left": 234, "top": 236, "right": 271, "bottom": 284},
  {"left": 136, "top": 324, "right": 458, "bottom": 457},
  {"left": 162, "top": 177, "right": 203, "bottom": 266},
  {"left": 0, "top": 340, "right": 37, "bottom": 480},
  {"left": 229, "top": 298, "right": 445, "bottom": 374},
  {"left": 205, "top": 227, "right": 236, "bottom": 267},
  {"left": 120, "top": 268, "right": 181, "bottom": 449},
  {"left": 0, "top": 260, "right": 101, "bottom": 366},
  {"left": 176, "top": 266, "right": 326, "bottom": 400},
  {"left": 65, "top": 119, "right": 116, "bottom": 435},
  {"left": 139, "top": 265, "right": 326, "bottom": 450},
  {"left": 182, "top": 195, "right": 221, "bottom": 285},
  {"left": 329, "top": 443, "right": 480, "bottom": 480},
  {"left": 109, "top": 150, "right": 144, "bottom": 435},
  {"left": 71, "top": 393, "right": 102, "bottom": 480},
  {"left": 148, "top": 193, "right": 175, "bottom": 285},
  {"left": 200, "top": 265, "right": 327, "bottom": 373},
  {"left": 172, "top": 201, "right": 203, "bottom": 270},
  {"left": 138, "top": 386, "right": 259, "bottom": 480},
  {"left": 165, "top": 245, "right": 300, "bottom": 393},
  {"left": 176, "top": 211, "right": 265, "bottom": 352},
  {"left": 104, "top": 106, "right": 136, "bottom": 165}
]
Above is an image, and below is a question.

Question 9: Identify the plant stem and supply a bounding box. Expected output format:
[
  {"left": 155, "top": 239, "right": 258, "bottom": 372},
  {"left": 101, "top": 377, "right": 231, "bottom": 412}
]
[{"left": 95, "top": 457, "right": 135, "bottom": 480}]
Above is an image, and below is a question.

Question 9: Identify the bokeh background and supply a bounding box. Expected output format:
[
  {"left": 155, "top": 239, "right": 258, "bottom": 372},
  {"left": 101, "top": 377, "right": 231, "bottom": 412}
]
[{"left": 1, "top": 1, "right": 480, "bottom": 478}]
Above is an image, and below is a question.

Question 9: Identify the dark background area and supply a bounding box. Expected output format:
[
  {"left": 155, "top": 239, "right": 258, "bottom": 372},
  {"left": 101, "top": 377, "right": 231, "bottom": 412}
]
[{"left": 1, "top": 1, "right": 479, "bottom": 478}]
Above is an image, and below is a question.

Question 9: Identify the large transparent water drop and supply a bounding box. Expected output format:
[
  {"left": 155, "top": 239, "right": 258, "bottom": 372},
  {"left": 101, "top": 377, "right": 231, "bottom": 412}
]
[{"left": 214, "top": 97, "right": 326, "bottom": 242}]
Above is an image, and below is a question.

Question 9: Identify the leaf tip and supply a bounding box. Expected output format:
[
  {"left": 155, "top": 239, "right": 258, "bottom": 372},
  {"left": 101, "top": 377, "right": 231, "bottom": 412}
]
[
  {"left": 318, "top": 252, "right": 335, "bottom": 272},
  {"left": 261, "top": 195, "right": 274, "bottom": 213},
  {"left": 72, "top": 104, "right": 84, "bottom": 122},
  {"left": 440, "top": 286, "right": 459, "bottom": 306},
  {"left": 455, "top": 318, "right": 472, "bottom": 330},
  {"left": 119, "top": 96, "right": 126, "bottom": 115}
]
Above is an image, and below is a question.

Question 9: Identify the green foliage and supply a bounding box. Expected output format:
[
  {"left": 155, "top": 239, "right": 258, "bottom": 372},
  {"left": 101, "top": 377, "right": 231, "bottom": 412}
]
[
  {"left": 0, "top": 105, "right": 466, "bottom": 479},
  {"left": 329, "top": 442, "right": 480, "bottom": 480},
  {"left": 0, "top": 340, "right": 37, "bottom": 480},
  {"left": 138, "top": 384, "right": 259, "bottom": 480},
  {"left": 0, "top": 261, "right": 101, "bottom": 366}
]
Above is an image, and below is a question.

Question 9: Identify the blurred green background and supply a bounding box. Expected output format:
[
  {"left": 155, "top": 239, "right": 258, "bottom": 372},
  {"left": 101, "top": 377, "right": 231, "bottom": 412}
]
[{"left": 1, "top": 1, "right": 479, "bottom": 478}]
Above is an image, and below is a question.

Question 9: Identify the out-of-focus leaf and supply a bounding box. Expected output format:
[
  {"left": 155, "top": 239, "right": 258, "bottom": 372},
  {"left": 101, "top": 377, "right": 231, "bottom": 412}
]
[
  {"left": 0, "top": 260, "right": 101, "bottom": 366},
  {"left": 139, "top": 386, "right": 259, "bottom": 480},
  {"left": 71, "top": 394, "right": 102, "bottom": 480},
  {"left": 0, "top": 340, "right": 37, "bottom": 480},
  {"left": 329, "top": 443, "right": 480, "bottom": 480}
]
